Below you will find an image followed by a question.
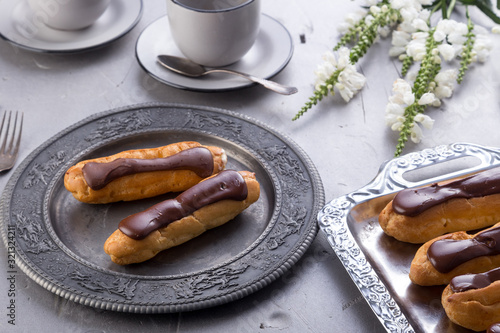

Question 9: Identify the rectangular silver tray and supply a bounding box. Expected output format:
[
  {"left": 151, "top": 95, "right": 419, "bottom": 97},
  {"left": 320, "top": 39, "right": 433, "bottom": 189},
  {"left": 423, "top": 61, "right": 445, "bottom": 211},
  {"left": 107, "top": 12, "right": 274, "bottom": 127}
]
[{"left": 318, "top": 142, "right": 500, "bottom": 333}]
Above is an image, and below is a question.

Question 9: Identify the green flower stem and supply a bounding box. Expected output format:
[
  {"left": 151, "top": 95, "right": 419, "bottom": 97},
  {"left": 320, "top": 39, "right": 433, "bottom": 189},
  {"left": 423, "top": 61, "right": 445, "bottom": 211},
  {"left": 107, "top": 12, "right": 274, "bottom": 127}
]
[
  {"left": 401, "top": 56, "right": 414, "bottom": 77},
  {"left": 394, "top": 104, "right": 426, "bottom": 157},
  {"left": 293, "top": 2, "right": 399, "bottom": 121},
  {"left": 413, "top": 30, "right": 440, "bottom": 97},
  {"left": 335, "top": 19, "right": 367, "bottom": 51},
  {"left": 350, "top": 6, "right": 399, "bottom": 63},
  {"left": 458, "top": 13, "right": 475, "bottom": 84},
  {"left": 292, "top": 69, "right": 341, "bottom": 121},
  {"left": 441, "top": 0, "right": 457, "bottom": 19},
  {"left": 394, "top": 29, "right": 441, "bottom": 156}
]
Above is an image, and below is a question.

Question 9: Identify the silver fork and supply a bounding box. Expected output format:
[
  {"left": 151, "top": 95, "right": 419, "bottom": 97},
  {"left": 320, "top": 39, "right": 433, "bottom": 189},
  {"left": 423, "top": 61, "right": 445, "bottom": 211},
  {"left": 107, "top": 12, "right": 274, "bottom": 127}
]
[{"left": 0, "top": 111, "right": 23, "bottom": 172}]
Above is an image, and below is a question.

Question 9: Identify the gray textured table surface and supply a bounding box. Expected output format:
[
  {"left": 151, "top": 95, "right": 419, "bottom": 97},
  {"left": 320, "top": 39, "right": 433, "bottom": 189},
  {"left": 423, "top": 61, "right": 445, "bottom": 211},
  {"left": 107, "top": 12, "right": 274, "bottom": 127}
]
[{"left": 0, "top": 1, "right": 499, "bottom": 332}]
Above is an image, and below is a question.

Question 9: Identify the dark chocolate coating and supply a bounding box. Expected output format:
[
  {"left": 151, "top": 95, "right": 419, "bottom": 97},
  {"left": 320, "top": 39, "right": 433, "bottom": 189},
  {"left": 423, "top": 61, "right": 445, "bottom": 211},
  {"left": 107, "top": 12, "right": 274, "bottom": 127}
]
[
  {"left": 428, "top": 226, "right": 500, "bottom": 273},
  {"left": 119, "top": 170, "right": 248, "bottom": 240},
  {"left": 82, "top": 147, "right": 214, "bottom": 190},
  {"left": 393, "top": 167, "right": 500, "bottom": 216},
  {"left": 450, "top": 267, "right": 500, "bottom": 293}
]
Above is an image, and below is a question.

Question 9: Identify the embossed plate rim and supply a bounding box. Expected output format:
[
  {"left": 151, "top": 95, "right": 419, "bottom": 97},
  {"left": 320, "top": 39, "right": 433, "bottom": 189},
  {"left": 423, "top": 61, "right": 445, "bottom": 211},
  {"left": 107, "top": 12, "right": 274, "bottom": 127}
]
[
  {"left": 0, "top": 103, "right": 324, "bottom": 313},
  {"left": 317, "top": 142, "right": 500, "bottom": 333}
]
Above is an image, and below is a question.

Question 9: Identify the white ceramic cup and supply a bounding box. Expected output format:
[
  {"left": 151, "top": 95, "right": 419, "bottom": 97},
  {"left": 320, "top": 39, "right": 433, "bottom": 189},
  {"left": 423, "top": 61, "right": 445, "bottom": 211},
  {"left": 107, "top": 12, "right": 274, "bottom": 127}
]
[
  {"left": 28, "top": 0, "right": 111, "bottom": 31},
  {"left": 166, "top": 0, "right": 261, "bottom": 67}
]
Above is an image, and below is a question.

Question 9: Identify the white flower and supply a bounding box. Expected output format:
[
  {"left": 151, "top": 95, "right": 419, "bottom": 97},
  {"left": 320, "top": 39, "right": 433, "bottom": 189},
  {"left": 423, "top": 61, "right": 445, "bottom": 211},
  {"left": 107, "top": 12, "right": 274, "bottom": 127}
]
[
  {"left": 322, "top": 51, "right": 338, "bottom": 67},
  {"left": 365, "top": 14, "right": 375, "bottom": 26},
  {"left": 335, "top": 64, "right": 366, "bottom": 102},
  {"left": 378, "top": 26, "right": 392, "bottom": 38},
  {"left": 435, "top": 19, "right": 456, "bottom": 38},
  {"left": 492, "top": 26, "right": 500, "bottom": 34},
  {"left": 435, "top": 85, "right": 452, "bottom": 99},
  {"left": 437, "top": 43, "right": 456, "bottom": 61},
  {"left": 389, "top": 46, "right": 406, "bottom": 57},
  {"left": 413, "top": 31, "right": 429, "bottom": 40},
  {"left": 406, "top": 36, "right": 427, "bottom": 61},
  {"left": 313, "top": 48, "right": 365, "bottom": 102},
  {"left": 433, "top": 69, "right": 457, "bottom": 99},
  {"left": 471, "top": 31, "right": 493, "bottom": 63},
  {"left": 418, "top": 92, "right": 436, "bottom": 105},
  {"left": 433, "top": 29, "right": 447, "bottom": 43},
  {"left": 389, "top": 0, "right": 409, "bottom": 10},
  {"left": 389, "top": 30, "right": 411, "bottom": 57},
  {"left": 448, "top": 25, "right": 468, "bottom": 45},
  {"left": 385, "top": 77, "right": 435, "bottom": 142},
  {"left": 410, "top": 123, "right": 423, "bottom": 142},
  {"left": 435, "top": 19, "right": 468, "bottom": 45},
  {"left": 336, "top": 47, "right": 351, "bottom": 70},
  {"left": 314, "top": 60, "right": 335, "bottom": 91},
  {"left": 412, "top": 18, "right": 429, "bottom": 31},
  {"left": 392, "top": 30, "right": 412, "bottom": 46},
  {"left": 337, "top": 10, "right": 366, "bottom": 34},
  {"left": 385, "top": 102, "right": 405, "bottom": 131},
  {"left": 415, "top": 113, "right": 434, "bottom": 129},
  {"left": 403, "top": 91, "right": 415, "bottom": 105},
  {"left": 390, "top": 0, "right": 424, "bottom": 11},
  {"left": 388, "top": 78, "right": 416, "bottom": 107},
  {"left": 406, "top": 70, "right": 418, "bottom": 82},
  {"left": 370, "top": 5, "right": 381, "bottom": 15},
  {"left": 395, "top": 5, "right": 431, "bottom": 35},
  {"left": 389, "top": 78, "right": 414, "bottom": 105},
  {"left": 411, "top": 114, "right": 434, "bottom": 143},
  {"left": 418, "top": 9, "right": 431, "bottom": 21},
  {"left": 435, "top": 69, "right": 457, "bottom": 83},
  {"left": 314, "top": 48, "right": 352, "bottom": 90}
]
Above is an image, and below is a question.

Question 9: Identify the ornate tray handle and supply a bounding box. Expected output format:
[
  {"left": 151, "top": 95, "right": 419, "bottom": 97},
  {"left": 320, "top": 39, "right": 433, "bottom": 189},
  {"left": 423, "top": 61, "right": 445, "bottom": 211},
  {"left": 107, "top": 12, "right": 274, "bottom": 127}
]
[{"left": 318, "top": 142, "right": 500, "bottom": 333}]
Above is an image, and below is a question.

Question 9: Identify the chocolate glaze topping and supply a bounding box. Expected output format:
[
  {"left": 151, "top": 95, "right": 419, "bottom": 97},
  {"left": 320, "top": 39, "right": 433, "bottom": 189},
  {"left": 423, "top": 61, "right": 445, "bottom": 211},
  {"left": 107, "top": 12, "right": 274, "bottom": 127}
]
[
  {"left": 450, "top": 267, "right": 500, "bottom": 293},
  {"left": 82, "top": 147, "right": 214, "bottom": 190},
  {"left": 427, "top": 226, "right": 500, "bottom": 273},
  {"left": 119, "top": 170, "right": 248, "bottom": 240},
  {"left": 392, "top": 167, "right": 500, "bottom": 216},
  {"left": 488, "top": 323, "right": 500, "bottom": 333}
]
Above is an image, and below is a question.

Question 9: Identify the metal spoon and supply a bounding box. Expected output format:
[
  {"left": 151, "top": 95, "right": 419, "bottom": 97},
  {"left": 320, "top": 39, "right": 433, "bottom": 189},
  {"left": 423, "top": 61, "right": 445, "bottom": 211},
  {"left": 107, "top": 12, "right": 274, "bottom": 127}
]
[{"left": 157, "top": 55, "right": 298, "bottom": 95}]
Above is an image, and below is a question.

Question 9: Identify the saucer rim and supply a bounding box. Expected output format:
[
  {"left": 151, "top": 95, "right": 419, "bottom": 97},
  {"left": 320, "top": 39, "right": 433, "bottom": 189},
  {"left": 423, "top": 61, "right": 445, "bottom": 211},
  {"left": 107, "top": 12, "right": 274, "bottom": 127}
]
[
  {"left": 135, "top": 13, "right": 295, "bottom": 92},
  {"left": 0, "top": 0, "right": 144, "bottom": 54}
]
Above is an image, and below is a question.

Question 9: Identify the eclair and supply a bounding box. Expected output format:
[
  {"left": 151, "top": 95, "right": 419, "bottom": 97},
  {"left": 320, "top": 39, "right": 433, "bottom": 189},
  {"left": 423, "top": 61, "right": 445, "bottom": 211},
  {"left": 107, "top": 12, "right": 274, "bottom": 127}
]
[
  {"left": 442, "top": 267, "right": 500, "bottom": 331},
  {"left": 104, "top": 170, "right": 260, "bottom": 265},
  {"left": 409, "top": 222, "right": 500, "bottom": 286},
  {"left": 379, "top": 167, "right": 500, "bottom": 243},
  {"left": 64, "top": 141, "right": 227, "bottom": 204}
]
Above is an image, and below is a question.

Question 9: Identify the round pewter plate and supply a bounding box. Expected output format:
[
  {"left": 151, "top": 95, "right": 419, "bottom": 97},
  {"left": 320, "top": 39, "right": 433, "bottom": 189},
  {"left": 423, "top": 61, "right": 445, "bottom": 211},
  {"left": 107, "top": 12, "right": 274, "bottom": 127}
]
[{"left": 0, "top": 104, "right": 324, "bottom": 313}]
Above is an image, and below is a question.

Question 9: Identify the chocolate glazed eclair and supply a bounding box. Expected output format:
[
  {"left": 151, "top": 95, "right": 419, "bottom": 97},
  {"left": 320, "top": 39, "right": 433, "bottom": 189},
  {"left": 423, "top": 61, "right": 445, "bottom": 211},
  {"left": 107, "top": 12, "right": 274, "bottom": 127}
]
[
  {"left": 409, "top": 222, "right": 500, "bottom": 286},
  {"left": 104, "top": 170, "right": 260, "bottom": 265},
  {"left": 379, "top": 167, "right": 500, "bottom": 244},
  {"left": 64, "top": 141, "right": 227, "bottom": 204},
  {"left": 442, "top": 267, "right": 500, "bottom": 331}
]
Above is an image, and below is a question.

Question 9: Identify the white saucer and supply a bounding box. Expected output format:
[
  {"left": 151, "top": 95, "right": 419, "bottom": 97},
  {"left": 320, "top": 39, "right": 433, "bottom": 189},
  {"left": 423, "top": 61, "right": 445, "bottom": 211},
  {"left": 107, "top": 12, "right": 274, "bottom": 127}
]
[
  {"left": 0, "top": 0, "right": 143, "bottom": 53},
  {"left": 135, "top": 14, "right": 294, "bottom": 92}
]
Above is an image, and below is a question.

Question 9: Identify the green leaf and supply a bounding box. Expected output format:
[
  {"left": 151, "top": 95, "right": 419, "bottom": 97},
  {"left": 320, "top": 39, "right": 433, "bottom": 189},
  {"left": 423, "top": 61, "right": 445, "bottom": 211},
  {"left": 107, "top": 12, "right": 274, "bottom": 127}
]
[
  {"left": 442, "top": 0, "right": 448, "bottom": 18},
  {"left": 446, "top": 0, "right": 457, "bottom": 18},
  {"left": 476, "top": 1, "right": 500, "bottom": 22},
  {"left": 457, "top": 0, "right": 500, "bottom": 22},
  {"left": 457, "top": 0, "right": 480, "bottom": 5}
]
